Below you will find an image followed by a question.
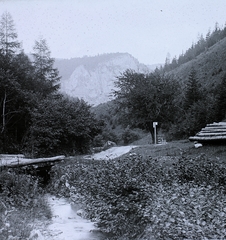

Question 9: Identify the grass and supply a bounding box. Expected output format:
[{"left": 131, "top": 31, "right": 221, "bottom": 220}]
[
  {"left": 0, "top": 205, "right": 48, "bottom": 240},
  {"left": 129, "top": 139, "right": 226, "bottom": 163}
]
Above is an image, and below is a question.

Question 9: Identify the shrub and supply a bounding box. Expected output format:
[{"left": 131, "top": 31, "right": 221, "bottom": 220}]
[
  {"left": 92, "top": 129, "right": 119, "bottom": 148},
  {"left": 49, "top": 153, "right": 226, "bottom": 239},
  {"left": 0, "top": 169, "right": 51, "bottom": 239},
  {"left": 144, "top": 183, "right": 226, "bottom": 239},
  {"left": 49, "top": 155, "right": 178, "bottom": 238},
  {"left": 0, "top": 170, "right": 38, "bottom": 207},
  {"left": 176, "top": 154, "right": 226, "bottom": 187},
  {"left": 121, "top": 128, "right": 140, "bottom": 144}
]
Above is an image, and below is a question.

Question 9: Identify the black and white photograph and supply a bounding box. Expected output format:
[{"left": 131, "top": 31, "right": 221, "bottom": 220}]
[{"left": 0, "top": 0, "right": 226, "bottom": 239}]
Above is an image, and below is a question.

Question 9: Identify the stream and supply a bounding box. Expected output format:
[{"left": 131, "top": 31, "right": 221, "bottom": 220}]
[
  {"left": 31, "top": 195, "right": 106, "bottom": 240},
  {"left": 29, "top": 147, "right": 137, "bottom": 239}
]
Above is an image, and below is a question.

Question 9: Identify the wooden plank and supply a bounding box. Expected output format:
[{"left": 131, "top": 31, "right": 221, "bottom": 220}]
[
  {"left": 189, "top": 135, "right": 226, "bottom": 141},
  {"left": 196, "top": 132, "right": 226, "bottom": 136},
  {"left": 206, "top": 125, "right": 226, "bottom": 127},
  {"left": 202, "top": 126, "right": 226, "bottom": 129},
  {"left": 201, "top": 129, "right": 226, "bottom": 132}
]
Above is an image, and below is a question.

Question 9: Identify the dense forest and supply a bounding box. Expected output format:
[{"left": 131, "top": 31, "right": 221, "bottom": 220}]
[
  {"left": 106, "top": 67, "right": 226, "bottom": 141},
  {"left": 0, "top": 12, "right": 102, "bottom": 156},
  {"left": 1, "top": 11, "right": 226, "bottom": 156}
]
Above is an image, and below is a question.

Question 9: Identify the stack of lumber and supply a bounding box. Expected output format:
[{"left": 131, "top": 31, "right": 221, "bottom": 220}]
[{"left": 189, "top": 122, "right": 226, "bottom": 142}]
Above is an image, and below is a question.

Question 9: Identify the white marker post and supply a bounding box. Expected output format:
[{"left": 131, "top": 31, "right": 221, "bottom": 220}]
[{"left": 153, "top": 122, "right": 158, "bottom": 144}]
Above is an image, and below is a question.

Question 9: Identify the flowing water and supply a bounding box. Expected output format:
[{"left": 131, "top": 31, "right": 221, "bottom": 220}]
[{"left": 31, "top": 195, "right": 106, "bottom": 240}]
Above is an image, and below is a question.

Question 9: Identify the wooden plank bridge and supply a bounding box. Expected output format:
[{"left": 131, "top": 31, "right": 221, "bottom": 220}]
[{"left": 0, "top": 154, "right": 65, "bottom": 168}]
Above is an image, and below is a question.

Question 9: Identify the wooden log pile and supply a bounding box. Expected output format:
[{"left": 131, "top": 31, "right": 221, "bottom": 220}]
[{"left": 189, "top": 122, "right": 226, "bottom": 142}]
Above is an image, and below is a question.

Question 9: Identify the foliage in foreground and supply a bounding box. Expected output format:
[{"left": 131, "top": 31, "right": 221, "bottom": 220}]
[
  {"left": 49, "top": 153, "right": 226, "bottom": 239},
  {"left": 0, "top": 169, "right": 51, "bottom": 239},
  {"left": 145, "top": 183, "right": 226, "bottom": 239}
]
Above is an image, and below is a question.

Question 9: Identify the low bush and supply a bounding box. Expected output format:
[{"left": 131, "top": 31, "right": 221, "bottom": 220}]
[
  {"left": 0, "top": 169, "right": 51, "bottom": 239},
  {"left": 121, "top": 128, "right": 140, "bottom": 144},
  {"left": 49, "top": 153, "right": 226, "bottom": 239},
  {"left": 49, "top": 156, "right": 168, "bottom": 238},
  {"left": 0, "top": 170, "right": 39, "bottom": 207},
  {"left": 177, "top": 154, "right": 226, "bottom": 187},
  {"left": 144, "top": 183, "right": 226, "bottom": 239}
]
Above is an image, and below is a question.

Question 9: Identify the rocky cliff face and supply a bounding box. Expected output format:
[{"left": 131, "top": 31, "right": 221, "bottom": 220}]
[{"left": 55, "top": 53, "right": 154, "bottom": 106}]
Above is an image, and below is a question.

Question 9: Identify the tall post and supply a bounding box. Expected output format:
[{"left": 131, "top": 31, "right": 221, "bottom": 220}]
[{"left": 153, "top": 122, "right": 158, "bottom": 144}]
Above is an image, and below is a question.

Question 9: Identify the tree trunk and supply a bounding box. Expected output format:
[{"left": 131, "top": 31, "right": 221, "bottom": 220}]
[
  {"left": 1, "top": 91, "right": 7, "bottom": 134},
  {"left": 148, "top": 124, "right": 155, "bottom": 144}
]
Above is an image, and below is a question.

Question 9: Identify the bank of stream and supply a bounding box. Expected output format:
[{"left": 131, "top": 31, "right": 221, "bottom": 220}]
[{"left": 27, "top": 146, "right": 138, "bottom": 239}]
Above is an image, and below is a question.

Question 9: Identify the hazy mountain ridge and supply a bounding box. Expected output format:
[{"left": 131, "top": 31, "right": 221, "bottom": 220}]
[
  {"left": 55, "top": 53, "right": 155, "bottom": 105},
  {"left": 54, "top": 35, "right": 226, "bottom": 106}
]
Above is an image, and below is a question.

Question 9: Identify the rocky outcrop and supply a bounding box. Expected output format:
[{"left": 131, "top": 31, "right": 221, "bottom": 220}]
[{"left": 56, "top": 53, "right": 152, "bottom": 106}]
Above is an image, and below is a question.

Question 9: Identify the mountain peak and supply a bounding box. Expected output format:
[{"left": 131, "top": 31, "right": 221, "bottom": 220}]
[{"left": 55, "top": 53, "right": 151, "bottom": 106}]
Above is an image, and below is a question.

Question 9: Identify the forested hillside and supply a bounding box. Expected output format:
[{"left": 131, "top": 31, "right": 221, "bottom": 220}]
[
  {"left": 93, "top": 23, "right": 226, "bottom": 141},
  {"left": 163, "top": 22, "right": 226, "bottom": 75},
  {"left": 0, "top": 12, "right": 102, "bottom": 156},
  {"left": 167, "top": 37, "right": 226, "bottom": 89}
]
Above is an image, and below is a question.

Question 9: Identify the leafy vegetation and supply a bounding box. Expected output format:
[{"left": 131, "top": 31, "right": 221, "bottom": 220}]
[
  {"left": 23, "top": 96, "right": 102, "bottom": 157},
  {"left": 0, "top": 168, "right": 51, "bottom": 239},
  {"left": 49, "top": 143, "right": 226, "bottom": 239},
  {"left": 112, "top": 69, "right": 181, "bottom": 141},
  {"left": 110, "top": 62, "right": 226, "bottom": 140},
  {"left": 92, "top": 100, "right": 148, "bottom": 146}
]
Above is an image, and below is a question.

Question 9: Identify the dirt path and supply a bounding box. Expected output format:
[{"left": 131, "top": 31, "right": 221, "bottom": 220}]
[{"left": 85, "top": 145, "right": 138, "bottom": 160}]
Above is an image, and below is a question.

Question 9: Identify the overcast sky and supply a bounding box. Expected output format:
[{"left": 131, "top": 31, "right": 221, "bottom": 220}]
[{"left": 0, "top": 0, "right": 226, "bottom": 65}]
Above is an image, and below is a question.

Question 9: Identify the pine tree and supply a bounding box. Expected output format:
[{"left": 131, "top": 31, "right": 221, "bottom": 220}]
[
  {"left": 32, "top": 38, "right": 60, "bottom": 96},
  {"left": 215, "top": 74, "right": 226, "bottom": 121},
  {"left": 0, "top": 11, "right": 20, "bottom": 56},
  {"left": 0, "top": 12, "right": 21, "bottom": 146},
  {"left": 184, "top": 67, "right": 201, "bottom": 110}
]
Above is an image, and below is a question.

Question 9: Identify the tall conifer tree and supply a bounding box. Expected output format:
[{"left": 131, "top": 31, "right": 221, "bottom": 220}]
[
  {"left": 216, "top": 74, "right": 226, "bottom": 121},
  {"left": 0, "top": 11, "right": 21, "bottom": 142},
  {"left": 0, "top": 11, "right": 20, "bottom": 56},
  {"left": 184, "top": 67, "right": 201, "bottom": 110},
  {"left": 32, "top": 38, "right": 60, "bottom": 96}
]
